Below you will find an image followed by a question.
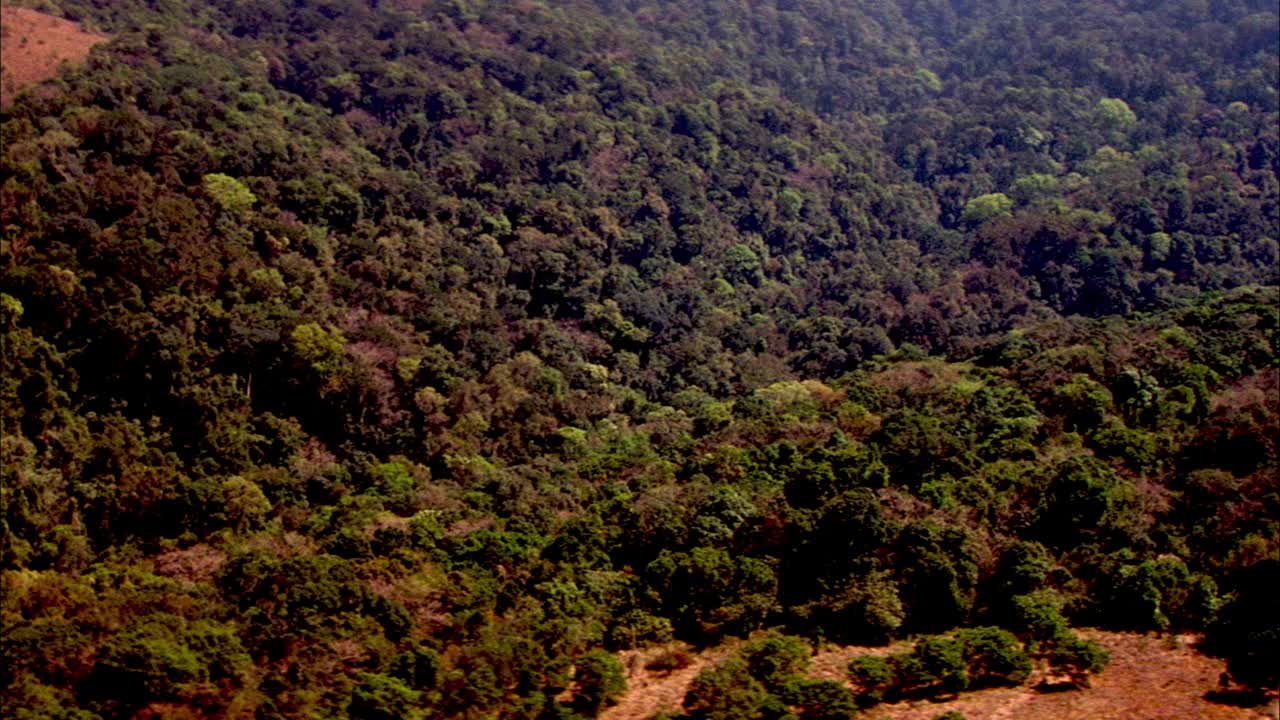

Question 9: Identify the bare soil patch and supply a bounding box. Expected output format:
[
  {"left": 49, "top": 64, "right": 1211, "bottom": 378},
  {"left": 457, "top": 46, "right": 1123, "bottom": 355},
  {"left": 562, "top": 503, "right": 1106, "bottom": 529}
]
[
  {"left": 1, "top": 4, "right": 107, "bottom": 106},
  {"left": 866, "top": 632, "right": 1275, "bottom": 720},
  {"left": 603, "top": 644, "right": 735, "bottom": 720},
  {"left": 605, "top": 631, "right": 1277, "bottom": 720}
]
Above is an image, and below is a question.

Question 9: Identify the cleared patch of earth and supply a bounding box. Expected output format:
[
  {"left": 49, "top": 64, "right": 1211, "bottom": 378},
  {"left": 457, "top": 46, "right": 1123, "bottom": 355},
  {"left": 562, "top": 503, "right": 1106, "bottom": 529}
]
[
  {"left": 604, "top": 644, "right": 735, "bottom": 720},
  {"left": 604, "top": 631, "right": 1278, "bottom": 720},
  {"left": 1, "top": 4, "right": 107, "bottom": 106}
]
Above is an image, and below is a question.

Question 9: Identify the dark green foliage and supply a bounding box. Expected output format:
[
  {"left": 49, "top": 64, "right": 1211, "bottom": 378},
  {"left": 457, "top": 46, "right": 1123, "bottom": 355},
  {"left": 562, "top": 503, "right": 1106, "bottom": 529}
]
[
  {"left": 900, "top": 637, "right": 970, "bottom": 696},
  {"left": 848, "top": 628, "right": 1032, "bottom": 706},
  {"left": 1, "top": 0, "right": 1276, "bottom": 717},
  {"left": 390, "top": 646, "right": 441, "bottom": 692},
  {"left": 1205, "top": 558, "right": 1280, "bottom": 692},
  {"left": 646, "top": 547, "right": 777, "bottom": 641},
  {"left": 3, "top": 675, "right": 98, "bottom": 720},
  {"left": 1008, "top": 592, "right": 1072, "bottom": 647},
  {"left": 893, "top": 522, "right": 976, "bottom": 633},
  {"left": 572, "top": 649, "right": 626, "bottom": 715},
  {"left": 990, "top": 541, "right": 1053, "bottom": 598},
  {"left": 89, "top": 623, "right": 204, "bottom": 704},
  {"left": 85, "top": 615, "right": 250, "bottom": 716},
  {"left": 1093, "top": 556, "right": 1220, "bottom": 632},
  {"left": 1031, "top": 457, "right": 1135, "bottom": 550},
  {"left": 955, "top": 627, "right": 1033, "bottom": 688},
  {"left": 1044, "top": 637, "right": 1111, "bottom": 688},
  {"left": 683, "top": 657, "right": 768, "bottom": 720},
  {"left": 349, "top": 673, "right": 427, "bottom": 720},
  {"left": 680, "top": 643, "right": 852, "bottom": 720},
  {"left": 848, "top": 655, "right": 895, "bottom": 707},
  {"left": 742, "top": 633, "right": 811, "bottom": 690},
  {"left": 779, "top": 678, "right": 856, "bottom": 720}
]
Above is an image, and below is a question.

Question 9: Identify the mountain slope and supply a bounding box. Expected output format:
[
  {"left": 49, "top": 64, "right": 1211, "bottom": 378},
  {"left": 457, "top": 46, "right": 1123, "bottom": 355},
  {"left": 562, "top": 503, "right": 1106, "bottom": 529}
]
[{"left": 1, "top": 1, "right": 1277, "bottom": 718}]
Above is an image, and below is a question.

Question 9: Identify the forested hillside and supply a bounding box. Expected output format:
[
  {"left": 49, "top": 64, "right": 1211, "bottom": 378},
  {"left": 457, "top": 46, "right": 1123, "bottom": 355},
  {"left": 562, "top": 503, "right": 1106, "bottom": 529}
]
[{"left": 2, "top": 0, "right": 1277, "bottom": 718}]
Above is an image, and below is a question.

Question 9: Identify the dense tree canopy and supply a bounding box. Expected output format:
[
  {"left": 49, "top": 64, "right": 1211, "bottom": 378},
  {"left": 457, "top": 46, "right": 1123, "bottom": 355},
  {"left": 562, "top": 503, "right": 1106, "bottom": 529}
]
[{"left": 1, "top": 0, "right": 1277, "bottom": 717}]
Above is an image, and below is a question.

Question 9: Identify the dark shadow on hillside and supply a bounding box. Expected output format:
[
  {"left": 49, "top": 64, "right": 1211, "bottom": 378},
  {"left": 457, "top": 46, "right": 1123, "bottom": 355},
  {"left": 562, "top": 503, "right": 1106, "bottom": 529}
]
[{"left": 1203, "top": 688, "right": 1270, "bottom": 709}]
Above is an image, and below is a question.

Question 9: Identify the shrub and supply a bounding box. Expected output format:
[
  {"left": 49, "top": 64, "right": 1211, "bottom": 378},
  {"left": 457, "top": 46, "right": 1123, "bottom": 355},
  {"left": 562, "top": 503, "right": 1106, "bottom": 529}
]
[
  {"left": 684, "top": 657, "right": 768, "bottom": 720},
  {"left": 348, "top": 673, "right": 427, "bottom": 720},
  {"left": 848, "top": 655, "right": 894, "bottom": 706},
  {"left": 780, "top": 677, "right": 857, "bottom": 720},
  {"left": 1045, "top": 637, "right": 1110, "bottom": 688},
  {"left": 573, "top": 649, "right": 627, "bottom": 714},
  {"left": 956, "top": 626, "right": 1032, "bottom": 687},
  {"left": 742, "top": 633, "right": 811, "bottom": 689},
  {"left": 904, "top": 637, "right": 968, "bottom": 695},
  {"left": 1009, "top": 591, "right": 1071, "bottom": 647}
]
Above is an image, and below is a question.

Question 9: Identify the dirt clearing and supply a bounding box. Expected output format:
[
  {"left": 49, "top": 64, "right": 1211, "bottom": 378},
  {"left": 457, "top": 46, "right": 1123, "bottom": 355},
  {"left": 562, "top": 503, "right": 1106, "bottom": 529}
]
[
  {"left": 605, "top": 631, "right": 1277, "bottom": 720},
  {"left": 604, "top": 645, "right": 735, "bottom": 720},
  {"left": 1, "top": 4, "right": 107, "bottom": 106}
]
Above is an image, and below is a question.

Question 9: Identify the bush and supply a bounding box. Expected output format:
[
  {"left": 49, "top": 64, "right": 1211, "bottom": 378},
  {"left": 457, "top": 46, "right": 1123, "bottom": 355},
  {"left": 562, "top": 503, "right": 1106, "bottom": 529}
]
[
  {"left": 85, "top": 615, "right": 249, "bottom": 714},
  {"left": 780, "top": 677, "right": 857, "bottom": 720},
  {"left": 850, "top": 629, "right": 1035, "bottom": 706},
  {"left": 348, "top": 673, "right": 427, "bottom": 720},
  {"left": 1045, "top": 637, "right": 1109, "bottom": 688},
  {"left": 683, "top": 657, "right": 768, "bottom": 720},
  {"left": 573, "top": 649, "right": 627, "bottom": 714},
  {"left": 956, "top": 626, "right": 1032, "bottom": 687},
  {"left": 847, "top": 655, "right": 894, "bottom": 706},
  {"left": 1008, "top": 591, "right": 1071, "bottom": 647},
  {"left": 902, "top": 637, "right": 968, "bottom": 695},
  {"left": 390, "top": 646, "right": 441, "bottom": 691},
  {"left": 742, "top": 633, "right": 811, "bottom": 689}
]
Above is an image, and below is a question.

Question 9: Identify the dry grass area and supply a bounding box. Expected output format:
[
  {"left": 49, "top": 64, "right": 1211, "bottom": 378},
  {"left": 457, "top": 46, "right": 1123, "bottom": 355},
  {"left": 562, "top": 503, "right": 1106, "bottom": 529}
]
[
  {"left": 860, "top": 632, "right": 1275, "bottom": 720},
  {"left": 603, "top": 644, "right": 735, "bottom": 720},
  {"left": 604, "top": 631, "right": 1278, "bottom": 720},
  {"left": 1, "top": 4, "right": 106, "bottom": 106}
]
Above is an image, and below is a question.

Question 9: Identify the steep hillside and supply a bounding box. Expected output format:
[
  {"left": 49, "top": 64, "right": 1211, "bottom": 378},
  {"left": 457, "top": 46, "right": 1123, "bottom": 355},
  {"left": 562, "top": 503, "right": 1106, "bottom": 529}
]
[{"left": 1, "top": 1, "right": 1277, "bottom": 718}]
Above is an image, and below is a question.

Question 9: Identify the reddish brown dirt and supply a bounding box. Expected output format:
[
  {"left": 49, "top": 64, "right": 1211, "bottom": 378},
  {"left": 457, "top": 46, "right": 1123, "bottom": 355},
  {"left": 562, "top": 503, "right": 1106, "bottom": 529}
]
[
  {"left": 1, "top": 4, "right": 107, "bottom": 106},
  {"left": 605, "top": 632, "right": 1278, "bottom": 720},
  {"left": 603, "top": 644, "right": 735, "bottom": 720}
]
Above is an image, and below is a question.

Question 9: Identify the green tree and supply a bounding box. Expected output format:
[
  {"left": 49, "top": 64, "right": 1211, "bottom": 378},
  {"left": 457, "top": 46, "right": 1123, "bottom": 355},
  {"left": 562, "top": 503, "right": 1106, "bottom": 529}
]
[
  {"left": 848, "top": 655, "right": 894, "bottom": 706},
  {"left": 573, "top": 649, "right": 627, "bottom": 715},
  {"left": 906, "top": 637, "right": 969, "bottom": 695},
  {"left": 349, "top": 673, "right": 428, "bottom": 720},
  {"left": 961, "top": 193, "right": 1014, "bottom": 225},
  {"left": 1096, "top": 98, "right": 1137, "bottom": 129},
  {"left": 743, "top": 633, "right": 810, "bottom": 689},
  {"left": 780, "top": 677, "right": 856, "bottom": 720},
  {"left": 202, "top": 173, "right": 257, "bottom": 214},
  {"left": 1045, "top": 637, "right": 1109, "bottom": 688},
  {"left": 683, "top": 657, "right": 768, "bottom": 720},
  {"left": 956, "top": 627, "right": 1031, "bottom": 687},
  {"left": 1008, "top": 591, "right": 1071, "bottom": 647}
]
